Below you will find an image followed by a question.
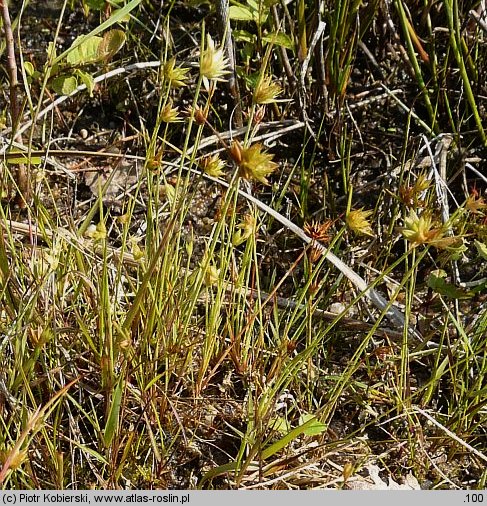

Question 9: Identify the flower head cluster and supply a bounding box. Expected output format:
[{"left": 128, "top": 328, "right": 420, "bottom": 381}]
[
  {"left": 163, "top": 57, "right": 190, "bottom": 88},
  {"left": 231, "top": 141, "right": 278, "bottom": 185},
  {"left": 199, "top": 154, "right": 226, "bottom": 178},
  {"left": 199, "top": 35, "right": 229, "bottom": 89},
  {"left": 400, "top": 210, "right": 461, "bottom": 249},
  {"left": 253, "top": 75, "right": 282, "bottom": 104},
  {"left": 159, "top": 100, "right": 181, "bottom": 123},
  {"left": 401, "top": 210, "right": 440, "bottom": 246},
  {"left": 233, "top": 214, "right": 257, "bottom": 246},
  {"left": 184, "top": 104, "right": 208, "bottom": 125},
  {"left": 304, "top": 219, "right": 334, "bottom": 262},
  {"left": 399, "top": 173, "right": 431, "bottom": 207},
  {"left": 346, "top": 208, "right": 374, "bottom": 237},
  {"left": 465, "top": 188, "right": 487, "bottom": 215},
  {"left": 304, "top": 219, "right": 333, "bottom": 243}
]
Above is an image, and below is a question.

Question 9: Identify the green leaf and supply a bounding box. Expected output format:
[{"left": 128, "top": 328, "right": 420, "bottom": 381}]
[
  {"left": 261, "top": 414, "right": 325, "bottom": 460},
  {"left": 5, "top": 152, "right": 42, "bottom": 165},
  {"left": 427, "top": 269, "right": 472, "bottom": 299},
  {"left": 103, "top": 380, "right": 123, "bottom": 447},
  {"left": 24, "top": 62, "right": 35, "bottom": 77},
  {"left": 48, "top": 62, "right": 60, "bottom": 78},
  {"left": 247, "top": 0, "right": 259, "bottom": 10},
  {"left": 262, "top": 31, "right": 295, "bottom": 51},
  {"left": 75, "top": 69, "right": 95, "bottom": 96},
  {"left": 68, "top": 441, "right": 108, "bottom": 465},
  {"left": 298, "top": 413, "right": 327, "bottom": 436},
  {"left": 51, "top": 75, "right": 78, "bottom": 95},
  {"left": 270, "top": 416, "right": 291, "bottom": 435},
  {"left": 233, "top": 29, "right": 256, "bottom": 44},
  {"left": 242, "top": 42, "right": 255, "bottom": 60},
  {"left": 199, "top": 462, "right": 238, "bottom": 488},
  {"left": 54, "top": 0, "right": 141, "bottom": 65},
  {"left": 229, "top": 0, "right": 267, "bottom": 23},
  {"left": 475, "top": 240, "right": 487, "bottom": 260},
  {"left": 66, "top": 35, "right": 103, "bottom": 65},
  {"left": 97, "top": 29, "right": 126, "bottom": 61},
  {"left": 242, "top": 71, "right": 260, "bottom": 88},
  {"left": 229, "top": 5, "right": 255, "bottom": 21},
  {"left": 84, "top": 0, "right": 106, "bottom": 10},
  {"left": 111, "top": 8, "right": 132, "bottom": 24}
]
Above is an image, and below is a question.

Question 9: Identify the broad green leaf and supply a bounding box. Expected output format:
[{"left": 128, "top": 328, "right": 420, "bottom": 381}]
[
  {"left": 242, "top": 42, "right": 255, "bottom": 60},
  {"left": 298, "top": 413, "right": 327, "bottom": 436},
  {"left": 84, "top": 0, "right": 106, "bottom": 10},
  {"left": 427, "top": 269, "right": 471, "bottom": 299},
  {"left": 262, "top": 31, "right": 295, "bottom": 51},
  {"left": 47, "top": 62, "right": 61, "bottom": 78},
  {"left": 24, "top": 62, "right": 35, "bottom": 76},
  {"left": 103, "top": 380, "right": 123, "bottom": 447},
  {"left": 261, "top": 414, "right": 324, "bottom": 459},
  {"left": 54, "top": 0, "right": 141, "bottom": 65},
  {"left": 66, "top": 35, "right": 102, "bottom": 65},
  {"left": 247, "top": 0, "right": 259, "bottom": 10},
  {"left": 475, "top": 240, "right": 487, "bottom": 260},
  {"left": 233, "top": 29, "right": 256, "bottom": 44},
  {"left": 270, "top": 416, "right": 291, "bottom": 435},
  {"left": 98, "top": 29, "right": 126, "bottom": 61},
  {"left": 242, "top": 71, "right": 260, "bottom": 88},
  {"left": 248, "top": 0, "right": 268, "bottom": 23},
  {"left": 51, "top": 75, "right": 78, "bottom": 95},
  {"left": 229, "top": 5, "right": 255, "bottom": 21},
  {"left": 75, "top": 69, "right": 95, "bottom": 96}
]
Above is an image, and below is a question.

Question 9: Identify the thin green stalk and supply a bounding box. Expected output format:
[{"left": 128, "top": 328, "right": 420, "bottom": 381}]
[
  {"left": 445, "top": 0, "right": 486, "bottom": 145},
  {"left": 394, "top": 0, "right": 438, "bottom": 134}
]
